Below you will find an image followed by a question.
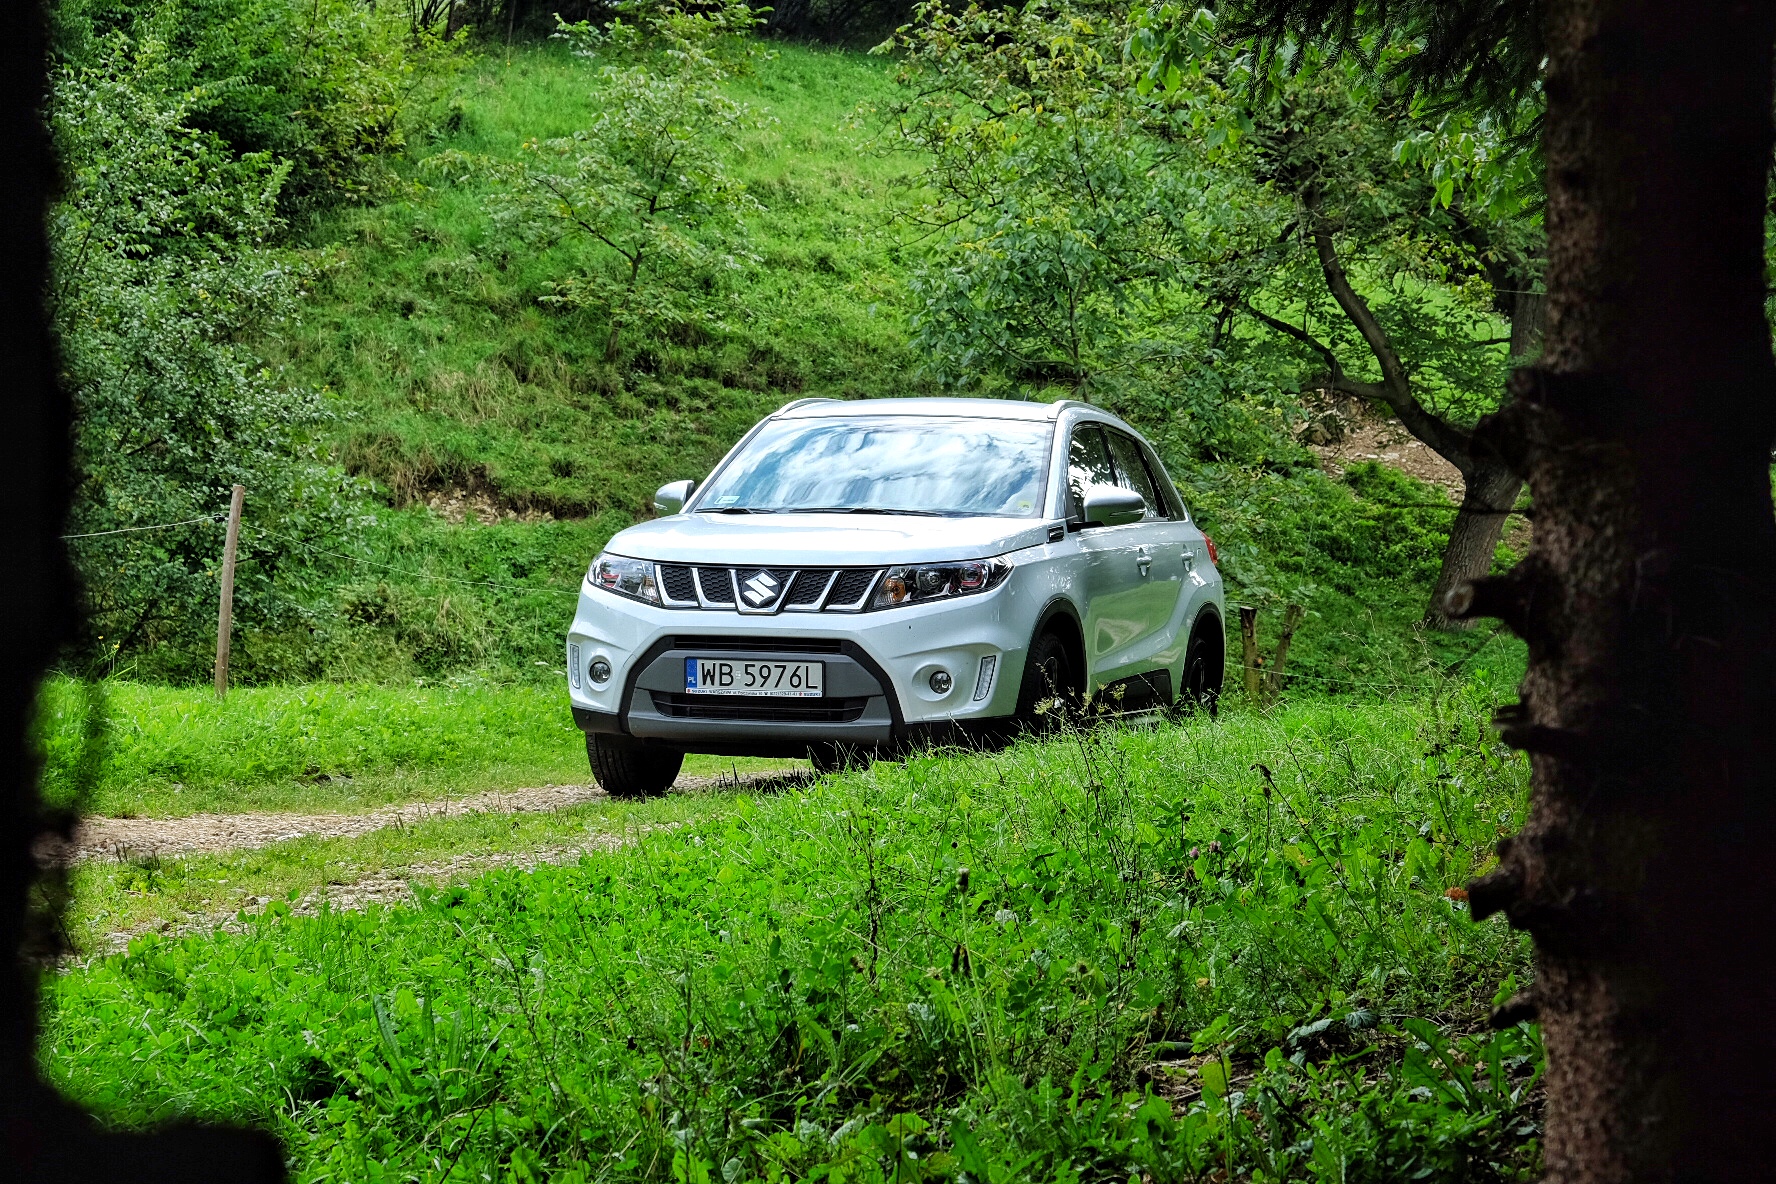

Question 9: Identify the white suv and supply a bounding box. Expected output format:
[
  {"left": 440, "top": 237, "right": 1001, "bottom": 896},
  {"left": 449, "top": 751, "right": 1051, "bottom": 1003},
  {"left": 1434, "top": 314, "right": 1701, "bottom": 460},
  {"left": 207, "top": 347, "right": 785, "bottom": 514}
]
[{"left": 566, "top": 398, "right": 1225, "bottom": 796}]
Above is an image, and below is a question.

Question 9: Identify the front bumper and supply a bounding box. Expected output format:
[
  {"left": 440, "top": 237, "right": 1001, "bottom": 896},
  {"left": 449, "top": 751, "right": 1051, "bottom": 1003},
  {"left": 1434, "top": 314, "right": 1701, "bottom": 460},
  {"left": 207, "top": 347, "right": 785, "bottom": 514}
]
[{"left": 565, "top": 575, "right": 1035, "bottom": 756}]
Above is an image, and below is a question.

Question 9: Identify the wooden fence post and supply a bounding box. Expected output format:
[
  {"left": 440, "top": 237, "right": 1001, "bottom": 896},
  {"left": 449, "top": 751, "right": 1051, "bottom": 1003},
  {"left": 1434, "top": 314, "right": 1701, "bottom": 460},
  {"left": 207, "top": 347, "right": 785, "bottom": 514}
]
[
  {"left": 214, "top": 484, "right": 244, "bottom": 699},
  {"left": 1263, "top": 603, "right": 1306, "bottom": 704},
  {"left": 1238, "top": 605, "right": 1261, "bottom": 703}
]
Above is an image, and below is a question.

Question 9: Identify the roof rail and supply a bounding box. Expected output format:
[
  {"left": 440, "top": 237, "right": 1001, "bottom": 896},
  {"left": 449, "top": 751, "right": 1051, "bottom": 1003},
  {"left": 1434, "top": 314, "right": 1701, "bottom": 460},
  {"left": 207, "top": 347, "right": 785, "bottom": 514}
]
[{"left": 773, "top": 397, "right": 838, "bottom": 416}]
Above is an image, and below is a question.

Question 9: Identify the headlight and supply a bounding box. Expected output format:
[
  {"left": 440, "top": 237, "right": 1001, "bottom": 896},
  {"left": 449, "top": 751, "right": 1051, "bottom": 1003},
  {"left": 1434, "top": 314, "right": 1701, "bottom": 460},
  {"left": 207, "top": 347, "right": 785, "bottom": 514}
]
[
  {"left": 589, "top": 554, "right": 660, "bottom": 604},
  {"left": 871, "top": 558, "right": 1010, "bottom": 610}
]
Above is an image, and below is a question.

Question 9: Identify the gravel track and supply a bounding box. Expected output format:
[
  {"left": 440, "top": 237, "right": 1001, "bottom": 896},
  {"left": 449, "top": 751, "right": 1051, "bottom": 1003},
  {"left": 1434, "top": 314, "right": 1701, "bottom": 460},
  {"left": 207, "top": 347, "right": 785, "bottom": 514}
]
[{"left": 48, "top": 770, "right": 805, "bottom": 865}]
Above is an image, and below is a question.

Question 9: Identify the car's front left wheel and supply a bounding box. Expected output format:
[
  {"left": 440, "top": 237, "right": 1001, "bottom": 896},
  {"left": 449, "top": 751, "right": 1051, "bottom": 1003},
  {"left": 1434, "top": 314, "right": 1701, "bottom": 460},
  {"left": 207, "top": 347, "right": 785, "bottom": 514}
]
[
  {"left": 587, "top": 734, "right": 683, "bottom": 798},
  {"left": 1014, "top": 628, "right": 1083, "bottom": 732}
]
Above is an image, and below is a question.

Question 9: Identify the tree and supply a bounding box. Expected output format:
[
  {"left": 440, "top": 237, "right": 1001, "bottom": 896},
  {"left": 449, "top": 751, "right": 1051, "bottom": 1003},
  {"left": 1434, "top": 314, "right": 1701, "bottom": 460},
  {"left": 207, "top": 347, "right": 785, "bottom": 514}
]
[
  {"left": 7, "top": 3, "right": 280, "bottom": 1177},
  {"left": 50, "top": 34, "right": 355, "bottom": 679},
  {"left": 438, "top": 1, "right": 765, "bottom": 361},
  {"left": 883, "top": 1, "right": 1342, "bottom": 456},
  {"left": 890, "top": 3, "right": 1544, "bottom": 625},
  {"left": 1232, "top": 64, "right": 1545, "bottom": 629},
  {"left": 1155, "top": 0, "right": 1776, "bottom": 1177}
]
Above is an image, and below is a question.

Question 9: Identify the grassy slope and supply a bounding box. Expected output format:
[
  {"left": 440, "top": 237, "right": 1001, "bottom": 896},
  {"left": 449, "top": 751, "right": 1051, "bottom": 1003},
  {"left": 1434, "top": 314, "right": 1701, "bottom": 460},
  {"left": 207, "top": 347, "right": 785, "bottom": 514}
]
[
  {"left": 46, "top": 691, "right": 1541, "bottom": 1182},
  {"left": 279, "top": 41, "right": 919, "bottom": 519},
  {"left": 209, "top": 42, "right": 944, "bottom": 683}
]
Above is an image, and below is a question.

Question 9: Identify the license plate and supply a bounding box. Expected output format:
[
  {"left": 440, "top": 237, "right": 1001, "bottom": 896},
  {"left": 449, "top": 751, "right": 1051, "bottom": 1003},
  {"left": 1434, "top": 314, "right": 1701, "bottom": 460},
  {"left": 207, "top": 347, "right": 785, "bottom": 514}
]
[{"left": 684, "top": 658, "right": 824, "bottom": 697}]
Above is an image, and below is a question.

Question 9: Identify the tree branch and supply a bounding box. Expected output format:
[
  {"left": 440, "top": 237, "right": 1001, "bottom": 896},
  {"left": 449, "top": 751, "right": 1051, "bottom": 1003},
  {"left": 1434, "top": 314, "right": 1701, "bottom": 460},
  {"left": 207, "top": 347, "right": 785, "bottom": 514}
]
[
  {"left": 1305, "top": 187, "right": 1474, "bottom": 469},
  {"left": 1240, "top": 301, "right": 1344, "bottom": 378}
]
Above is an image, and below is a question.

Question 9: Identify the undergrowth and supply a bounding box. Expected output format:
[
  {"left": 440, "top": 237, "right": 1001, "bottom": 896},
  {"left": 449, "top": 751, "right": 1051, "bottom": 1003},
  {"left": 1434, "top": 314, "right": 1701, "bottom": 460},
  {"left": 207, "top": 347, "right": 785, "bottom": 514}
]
[{"left": 44, "top": 689, "right": 1541, "bottom": 1181}]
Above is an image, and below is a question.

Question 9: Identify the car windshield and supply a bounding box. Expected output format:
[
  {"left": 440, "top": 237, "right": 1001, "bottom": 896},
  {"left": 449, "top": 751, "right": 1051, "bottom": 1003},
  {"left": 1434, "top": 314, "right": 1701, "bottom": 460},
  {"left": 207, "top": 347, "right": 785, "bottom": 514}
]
[{"left": 695, "top": 416, "right": 1053, "bottom": 517}]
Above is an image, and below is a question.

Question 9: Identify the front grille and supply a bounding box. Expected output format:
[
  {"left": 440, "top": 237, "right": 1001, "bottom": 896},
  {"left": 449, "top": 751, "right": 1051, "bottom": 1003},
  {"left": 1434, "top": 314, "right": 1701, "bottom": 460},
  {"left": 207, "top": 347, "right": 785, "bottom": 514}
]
[
  {"left": 828, "top": 569, "right": 878, "bottom": 608},
  {"left": 648, "top": 565, "right": 881, "bottom": 612},
  {"left": 650, "top": 692, "right": 869, "bottom": 723},
  {"left": 660, "top": 565, "right": 697, "bottom": 602},
  {"left": 785, "top": 569, "right": 835, "bottom": 606},
  {"left": 696, "top": 567, "right": 735, "bottom": 604},
  {"left": 671, "top": 636, "right": 844, "bottom": 653}
]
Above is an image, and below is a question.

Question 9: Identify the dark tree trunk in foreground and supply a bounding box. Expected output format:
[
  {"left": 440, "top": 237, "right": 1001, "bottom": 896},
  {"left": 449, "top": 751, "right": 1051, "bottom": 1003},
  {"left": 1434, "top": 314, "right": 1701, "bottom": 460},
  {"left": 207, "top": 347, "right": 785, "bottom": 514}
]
[
  {"left": 1449, "top": 2, "right": 1776, "bottom": 1178},
  {"left": 1, "top": 4, "right": 282, "bottom": 1179},
  {"left": 1424, "top": 287, "right": 1541, "bottom": 630}
]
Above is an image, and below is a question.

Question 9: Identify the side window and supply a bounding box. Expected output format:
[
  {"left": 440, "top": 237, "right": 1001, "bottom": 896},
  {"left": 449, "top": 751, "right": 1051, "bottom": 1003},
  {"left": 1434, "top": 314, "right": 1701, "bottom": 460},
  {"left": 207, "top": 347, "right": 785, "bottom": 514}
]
[
  {"left": 1107, "top": 430, "right": 1167, "bottom": 518},
  {"left": 1066, "top": 425, "right": 1116, "bottom": 521}
]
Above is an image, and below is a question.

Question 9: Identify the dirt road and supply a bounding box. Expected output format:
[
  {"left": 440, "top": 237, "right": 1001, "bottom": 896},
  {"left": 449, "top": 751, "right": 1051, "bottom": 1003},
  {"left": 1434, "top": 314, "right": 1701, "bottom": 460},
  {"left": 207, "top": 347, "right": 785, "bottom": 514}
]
[{"left": 49, "top": 770, "right": 808, "bottom": 865}]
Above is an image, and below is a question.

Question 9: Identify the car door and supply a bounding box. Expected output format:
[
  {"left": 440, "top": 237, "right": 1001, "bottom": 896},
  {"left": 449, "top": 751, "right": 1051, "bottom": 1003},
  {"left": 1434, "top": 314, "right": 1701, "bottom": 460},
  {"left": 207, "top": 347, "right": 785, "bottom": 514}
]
[
  {"left": 1105, "top": 428, "right": 1197, "bottom": 690},
  {"left": 1065, "top": 423, "right": 1151, "bottom": 689}
]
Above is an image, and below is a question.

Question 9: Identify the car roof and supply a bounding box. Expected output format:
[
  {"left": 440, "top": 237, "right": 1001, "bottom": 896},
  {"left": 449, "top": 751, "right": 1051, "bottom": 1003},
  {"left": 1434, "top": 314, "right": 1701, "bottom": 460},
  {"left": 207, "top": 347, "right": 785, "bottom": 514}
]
[{"left": 773, "top": 397, "right": 1088, "bottom": 423}]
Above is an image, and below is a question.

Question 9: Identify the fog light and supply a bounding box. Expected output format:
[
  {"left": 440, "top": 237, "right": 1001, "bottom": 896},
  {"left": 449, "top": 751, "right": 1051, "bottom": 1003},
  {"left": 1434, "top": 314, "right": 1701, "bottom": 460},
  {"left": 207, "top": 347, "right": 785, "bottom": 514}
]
[
  {"left": 589, "top": 658, "right": 613, "bottom": 685},
  {"left": 929, "top": 669, "right": 953, "bottom": 695}
]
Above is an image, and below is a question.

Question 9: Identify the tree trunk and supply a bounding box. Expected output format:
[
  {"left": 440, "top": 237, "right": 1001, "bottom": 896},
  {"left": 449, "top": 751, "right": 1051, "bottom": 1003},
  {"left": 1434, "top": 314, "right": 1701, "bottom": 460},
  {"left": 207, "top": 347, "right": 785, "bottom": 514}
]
[
  {"left": 1425, "top": 455, "right": 1521, "bottom": 630},
  {"left": 1449, "top": 2, "right": 1776, "bottom": 1180},
  {"left": 1424, "top": 287, "right": 1543, "bottom": 630}
]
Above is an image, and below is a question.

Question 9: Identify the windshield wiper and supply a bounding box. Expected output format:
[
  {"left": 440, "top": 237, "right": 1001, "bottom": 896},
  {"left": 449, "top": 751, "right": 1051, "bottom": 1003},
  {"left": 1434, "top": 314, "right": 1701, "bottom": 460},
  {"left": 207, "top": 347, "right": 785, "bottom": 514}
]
[
  {"left": 701, "top": 506, "right": 775, "bottom": 514},
  {"left": 784, "top": 506, "right": 945, "bottom": 517}
]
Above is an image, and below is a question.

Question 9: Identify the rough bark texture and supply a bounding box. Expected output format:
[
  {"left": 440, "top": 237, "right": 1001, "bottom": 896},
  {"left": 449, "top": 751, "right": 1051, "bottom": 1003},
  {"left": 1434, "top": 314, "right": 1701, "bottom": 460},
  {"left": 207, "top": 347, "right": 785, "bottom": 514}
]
[
  {"left": 1, "top": 4, "right": 283, "bottom": 1178},
  {"left": 1454, "top": 2, "right": 1776, "bottom": 1179},
  {"left": 1424, "top": 288, "right": 1542, "bottom": 630},
  {"left": 1424, "top": 456, "right": 1522, "bottom": 629}
]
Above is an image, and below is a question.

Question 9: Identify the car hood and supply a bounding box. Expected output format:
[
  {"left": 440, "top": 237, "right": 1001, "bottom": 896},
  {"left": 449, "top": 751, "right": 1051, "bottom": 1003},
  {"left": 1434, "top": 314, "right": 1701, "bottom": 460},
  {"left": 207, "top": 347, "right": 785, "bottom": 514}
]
[{"left": 604, "top": 513, "right": 1054, "bottom": 566}]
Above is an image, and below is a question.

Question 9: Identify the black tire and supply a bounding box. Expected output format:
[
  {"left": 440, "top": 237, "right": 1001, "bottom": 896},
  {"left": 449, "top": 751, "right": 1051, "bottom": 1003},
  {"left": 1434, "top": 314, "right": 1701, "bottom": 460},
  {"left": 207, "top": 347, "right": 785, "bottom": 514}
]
[
  {"left": 1014, "top": 628, "right": 1083, "bottom": 732},
  {"left": 808, "top": 742, "right": 870, "bottom": 776},
  {"left": 587, "top": 734, "right": 683, "bottom": 798},
  {"left": 1178, "top": 617, "right": 1225, "bottom": 718}
]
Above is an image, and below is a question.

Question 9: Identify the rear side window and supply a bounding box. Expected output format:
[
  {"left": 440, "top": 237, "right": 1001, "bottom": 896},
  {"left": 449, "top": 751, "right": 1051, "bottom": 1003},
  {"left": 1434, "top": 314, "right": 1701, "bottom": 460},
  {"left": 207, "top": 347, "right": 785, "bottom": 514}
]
[
  {"left": 1066, "top": 425, "right": 1116, "bottom": 521},
  {"left": 1107, "top": 430, "right": 1168, "bottom": 518}
]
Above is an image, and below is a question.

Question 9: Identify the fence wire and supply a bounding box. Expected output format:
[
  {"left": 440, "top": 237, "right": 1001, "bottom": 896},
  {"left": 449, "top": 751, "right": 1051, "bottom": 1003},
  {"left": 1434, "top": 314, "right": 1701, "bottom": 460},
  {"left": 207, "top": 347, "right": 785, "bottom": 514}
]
[{"left": 61, "top": 513, "right": 227, "bottom": 541}]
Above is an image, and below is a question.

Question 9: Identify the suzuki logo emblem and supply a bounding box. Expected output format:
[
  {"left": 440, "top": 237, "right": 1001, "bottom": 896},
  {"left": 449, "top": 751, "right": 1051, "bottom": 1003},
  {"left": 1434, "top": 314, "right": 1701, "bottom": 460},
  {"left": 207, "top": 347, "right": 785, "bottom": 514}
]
[{"left": 741, "top": 569, "right": 780, "bottom": 606}]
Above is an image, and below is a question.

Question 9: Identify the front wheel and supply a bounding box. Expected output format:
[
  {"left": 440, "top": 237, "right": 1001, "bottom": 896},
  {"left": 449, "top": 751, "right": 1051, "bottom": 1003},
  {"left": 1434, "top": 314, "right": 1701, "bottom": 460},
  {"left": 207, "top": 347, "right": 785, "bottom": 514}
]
[
  {"left": 1178, "top": 617, "right": 1225, "bottom": 718},
  {"left": 1014, "top": 629, "right": 1083, "bottom": 732},
  {"left": 587, "top": 734, "right": 683, "bottom": 798}
]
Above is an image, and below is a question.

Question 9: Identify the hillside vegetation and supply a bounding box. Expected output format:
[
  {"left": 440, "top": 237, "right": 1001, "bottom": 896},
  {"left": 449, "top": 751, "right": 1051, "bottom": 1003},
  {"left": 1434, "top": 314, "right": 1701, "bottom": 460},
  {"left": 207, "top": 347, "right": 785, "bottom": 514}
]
[
  {"left": 284, "top": 41, "right": 920, "bottom": 520},
  {"left": 48, "top": 0, "right": 1524, "bottom": 701}
]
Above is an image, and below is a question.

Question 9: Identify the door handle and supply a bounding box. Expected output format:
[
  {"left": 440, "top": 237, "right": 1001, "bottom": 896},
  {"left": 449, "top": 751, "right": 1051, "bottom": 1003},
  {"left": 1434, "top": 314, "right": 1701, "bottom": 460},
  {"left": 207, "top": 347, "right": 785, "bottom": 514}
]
[
  {"left": 1137, "top": 555, "right": 1153, "bottom": 576},
  {"left": 1180, "top": 548, "right": 1196, "bottom": 570}
]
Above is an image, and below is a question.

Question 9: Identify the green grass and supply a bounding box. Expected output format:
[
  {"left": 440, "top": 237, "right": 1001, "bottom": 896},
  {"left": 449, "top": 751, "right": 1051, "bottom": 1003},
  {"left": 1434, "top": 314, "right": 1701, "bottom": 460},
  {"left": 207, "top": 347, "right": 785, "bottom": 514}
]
[
  {"left": 62, "top": 782, "right": 764, "bottom": 952},
  {"left": 1189, "top": 459, "right": 1531, "bottom": 690},
  {"left": 280, "top": 41, "right": 920, "bottom": 519},
  {"left": 35, "top": 676, "right": 797, "bottom": 818},
  {"left": 44, "top": 688, "right": 1543, "bottom": 1182}
]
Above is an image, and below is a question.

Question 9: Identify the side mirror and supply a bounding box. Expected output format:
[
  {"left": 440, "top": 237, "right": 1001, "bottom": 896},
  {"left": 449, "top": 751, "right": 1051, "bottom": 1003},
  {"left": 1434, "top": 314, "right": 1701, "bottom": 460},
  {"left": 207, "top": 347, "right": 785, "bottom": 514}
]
[
  {"left": 653, "top": 479, "right": 697, "bottom": 515},
  {"left": 1082, "top": 485, "right": 1146, "bottom": 528}
]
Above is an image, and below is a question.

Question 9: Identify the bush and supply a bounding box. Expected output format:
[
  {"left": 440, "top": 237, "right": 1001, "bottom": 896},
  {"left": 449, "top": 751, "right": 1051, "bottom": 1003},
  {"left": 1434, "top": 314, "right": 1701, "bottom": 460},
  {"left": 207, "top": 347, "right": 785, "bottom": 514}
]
[
  {"left": 55, "top": 0, "right": 460, "bottom": 211},
  {"left": 51, "top": 35, "right": 362, "bottom": 678}
]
